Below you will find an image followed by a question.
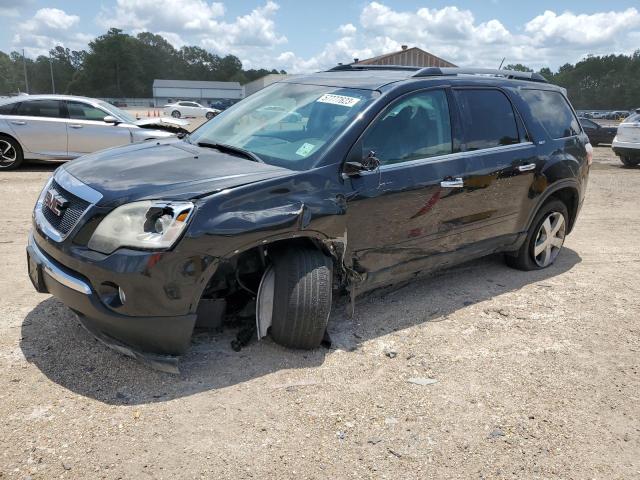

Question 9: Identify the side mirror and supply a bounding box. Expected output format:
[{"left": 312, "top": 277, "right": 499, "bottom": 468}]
[
  {"left": 103, "top": 115, "right": 119, "bottom": 124},
  {"left": 344, "top": 151, "right": 381, "bottom": 177}
]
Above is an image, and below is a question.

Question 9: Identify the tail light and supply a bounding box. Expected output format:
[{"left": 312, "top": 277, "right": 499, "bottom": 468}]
[{"left": 585, "top": 143, "right": 593, "bottom": 166}]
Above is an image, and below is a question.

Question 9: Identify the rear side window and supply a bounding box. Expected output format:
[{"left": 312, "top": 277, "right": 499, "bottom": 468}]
[
  {"left": 520, "top": 89, "right": 580, "bottom": 139},
  {"left": 14, "top": 100, "right": 62, "bottom": 118},
  {"left": 0, "top": 102, "right": 16, "bottom": 114},
  {"left": 453, "top": 89, "right": 520, "bottom": 150}
]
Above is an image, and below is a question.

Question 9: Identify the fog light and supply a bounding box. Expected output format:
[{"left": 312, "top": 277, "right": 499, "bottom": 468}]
[{"left": 118, "top": 286, "right": 126, "bottom": 305}]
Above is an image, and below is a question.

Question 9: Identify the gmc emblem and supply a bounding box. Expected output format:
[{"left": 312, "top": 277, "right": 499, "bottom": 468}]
[{"left": 43, "top": 189, "right": 69, "bottom": 217}]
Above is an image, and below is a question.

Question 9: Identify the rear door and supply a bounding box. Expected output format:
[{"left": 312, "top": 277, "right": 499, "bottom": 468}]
[
  {"left": 65, "top": 100, "right": 133, "bottom": 155},
  {"left": 5, "top": 99, "right": 68, "bottom": 158},
  {"left": 449, "top": 88, "right": 538, "bottom": 245}
]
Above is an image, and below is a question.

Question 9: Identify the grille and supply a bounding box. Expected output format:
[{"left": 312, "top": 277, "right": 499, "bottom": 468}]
[{"left": 41, "top": 179, "right": 91, "bottom": 236}]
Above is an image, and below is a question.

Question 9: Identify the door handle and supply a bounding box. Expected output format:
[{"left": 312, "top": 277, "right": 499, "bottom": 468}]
[
  {"left": 518, "top": 163, "right": 536, "bottom": 172},
  {"left": 10, "top": 120, "right": 26, "bottom": 125},
  {"left": 440, "top": 177, "right": 464, "bottom": 188},
  {"left": 69, "top": 124, "right": 83, "bottom": 129}
]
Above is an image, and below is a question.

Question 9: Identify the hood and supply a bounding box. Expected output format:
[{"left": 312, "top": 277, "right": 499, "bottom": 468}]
[
  {"left": 62, "top": 138, "right": 293, "bottom": 206},
  {"left": 134, "top": 116, "right": 189, "bottom": 134}
]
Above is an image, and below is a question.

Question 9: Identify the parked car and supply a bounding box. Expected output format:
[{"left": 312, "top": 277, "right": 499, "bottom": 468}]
[
  {"left": 0, "top": 94, "right": 188, "bottom": 170},
  {"left": 579, "top": 117, "right": 617, "bottom": 145},
  {"left": 163, "top": 101, "right": 220, "bottom": 120},
  {"left": 612, "top": 109, "right": 640, "bottom": 167},
  {"left": 26, "top": 66, "right": 591, "bottom": 372}
]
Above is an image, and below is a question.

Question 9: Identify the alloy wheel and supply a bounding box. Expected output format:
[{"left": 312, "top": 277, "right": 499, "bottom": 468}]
[
  {"left": 533, "top": 211, "right": 565, "bottom": 267},
  {"left": 0, "top": 140, "right": 17, "bottom": 168}
]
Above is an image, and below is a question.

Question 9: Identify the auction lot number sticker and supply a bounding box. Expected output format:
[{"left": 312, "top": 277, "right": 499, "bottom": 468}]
[{"left": 317, "top": 94, "right": 361, "bottom": 107}]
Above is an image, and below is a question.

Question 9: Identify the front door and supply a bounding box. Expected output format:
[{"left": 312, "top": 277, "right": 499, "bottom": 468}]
[{"left": 65, "top": 101, "right": 133, "bottom": 155}]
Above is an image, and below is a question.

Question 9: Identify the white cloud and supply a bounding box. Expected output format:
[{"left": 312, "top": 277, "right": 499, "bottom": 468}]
[
  {"left": 12, "top": 8, "right": 91, "bottom": 57},
  {"left": 276, "top": 2, "right": 640, "bottom": 73}
]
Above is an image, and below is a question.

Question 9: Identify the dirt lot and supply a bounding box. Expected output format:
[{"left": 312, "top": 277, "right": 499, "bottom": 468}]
[{"left": 1, "top": 147, "right": 638, "bottom": 479}]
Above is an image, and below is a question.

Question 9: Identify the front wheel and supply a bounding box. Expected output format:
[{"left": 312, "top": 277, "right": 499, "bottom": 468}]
[
  {"left": 205, "top": 112, "right": 215, "bottom": 120},
  {"left": 269, "top": 247, "right": 333, "bottom": 349},
  {"left": 506, "top": 199, "right": 568, "bottom": 271},
  {"left": 171, "top": 110, "right": 181, "bottom": 118}
]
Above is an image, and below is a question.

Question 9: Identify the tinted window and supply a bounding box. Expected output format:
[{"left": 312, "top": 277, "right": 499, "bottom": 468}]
[
  {"left": 520, "top": 89, "right": 581, "bottom": 139},
  {"left": 0, "top": 102, "right": 16, "bottom": 114},
  {"left": 67, "top": 101, "right": 108, "bottom": 121},
  {"left": 15, "top": 100, "right": 62, "bottom": 118},
  {"left": 454, "top": 89, "right": 519, "bottom": 150},
  {"left": 178, "top": 102, "right": 190, "bottom": 106},
  {"left": 623, "top": 113, "right": 640, "bottom": 123},
  {"left": 362, "top": 89, "right": 452, "bottom": 165}
]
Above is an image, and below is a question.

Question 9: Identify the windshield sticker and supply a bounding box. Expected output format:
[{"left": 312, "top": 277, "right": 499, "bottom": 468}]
[
  {"left": 295, "top": 142, "right": 316, "bottom": 157},
  {"left": 317, "top": 94, "right": 361, "bottom": 108}
]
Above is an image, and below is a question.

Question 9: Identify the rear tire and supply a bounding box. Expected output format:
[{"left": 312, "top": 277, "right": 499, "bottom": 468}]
[
  {"left": 620, "top": 155, "right": 639, "bottom": 167},
  {"left": 0, "top": 135, "right": 24, "bottom": 170},
  {"left": 506, "top": 199, "right": 569, "bottom": 271},
  {"left": 269, "top": 247, "right": 333, "bottom": 349},
  {"left": 171, "top": 110, "right": 181, "bottom": 118}
]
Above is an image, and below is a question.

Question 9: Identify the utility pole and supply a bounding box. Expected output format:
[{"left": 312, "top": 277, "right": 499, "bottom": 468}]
[
  {"left": 49, "top": 55, "right": 55, "bottom": 94},
  {"left": 22, "top": 49, "right": 29, "bottom": 93}
]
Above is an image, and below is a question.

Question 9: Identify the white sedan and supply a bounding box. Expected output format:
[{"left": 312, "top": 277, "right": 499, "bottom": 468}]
[
  {"left": 612, "top": 109, "right": 640, "bottom": 167},
  {"left": 163, "top": 101, "right": 220, "bottom": 120}
]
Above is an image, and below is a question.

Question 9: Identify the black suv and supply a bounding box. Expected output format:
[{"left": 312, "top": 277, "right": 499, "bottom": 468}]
[{"left": 27, "top": 66, "right": 591, "bottom": 371}]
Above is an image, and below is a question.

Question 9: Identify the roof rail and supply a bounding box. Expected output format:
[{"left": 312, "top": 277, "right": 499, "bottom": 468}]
[
  {"left": 327, "top": 64, "right": 422, "bottom": 72},
  {"left": 413, "top": 67, "right": 548, "bottom": 83}
]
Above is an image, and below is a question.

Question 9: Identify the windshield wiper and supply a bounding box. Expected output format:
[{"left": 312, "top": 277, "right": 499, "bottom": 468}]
[{"left": 197, "top": 142, "right": 263, "bottom": 163}]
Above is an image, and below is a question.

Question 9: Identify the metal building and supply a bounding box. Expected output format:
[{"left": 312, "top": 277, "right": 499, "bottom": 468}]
[
  {"left": 244, "top": 74, "right": 296, "bottom": 97},
  {"left": 152, "top": 79, "right": 243, "bottom": 107},
  {"left": 353, "top": 45, "right": 456, "bottom": 68}
]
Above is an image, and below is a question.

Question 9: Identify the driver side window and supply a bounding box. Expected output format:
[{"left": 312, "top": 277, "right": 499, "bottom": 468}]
[
  {"left": 67, "top": 101, "right": 109, "bottom": 121},
  {"left": 363, "top": 89, "right": 452, "bottom": 165}
]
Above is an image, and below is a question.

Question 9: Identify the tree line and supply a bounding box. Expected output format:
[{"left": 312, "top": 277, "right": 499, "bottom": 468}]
[
  {"left": 0, "top": 28, "right": 285, "bottom": 98},
  {"left": 1, "top": 27, "right": 638, "bottom": 109},
  {"left": 506, "top": 51, "right": 640, "bottom": 110}
]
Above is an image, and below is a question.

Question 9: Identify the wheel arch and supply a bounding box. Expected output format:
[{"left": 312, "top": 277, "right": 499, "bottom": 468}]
[
  {"left": 527, "top": 181, "right": 580, "bottom": 234},
  {"left": 189, "top": 231, "right": 344, "bottom": 314}
]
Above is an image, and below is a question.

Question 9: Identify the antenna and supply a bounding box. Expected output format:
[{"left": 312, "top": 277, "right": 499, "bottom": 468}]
[{"left": 498, "top": 57, "right": 505, "bottom": 70}]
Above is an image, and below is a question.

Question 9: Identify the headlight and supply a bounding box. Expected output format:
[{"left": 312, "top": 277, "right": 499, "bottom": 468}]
[{"left": 88, "top": 200, "right": 194, "bottom": 254}]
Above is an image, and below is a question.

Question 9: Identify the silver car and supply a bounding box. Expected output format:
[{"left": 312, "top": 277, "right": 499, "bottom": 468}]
[{"left": 0, "top": 94, "right": 189, "bottom": 170}]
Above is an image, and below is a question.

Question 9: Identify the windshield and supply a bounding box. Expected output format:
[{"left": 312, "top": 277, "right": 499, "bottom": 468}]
[
  {"left": 97, "top": 100, "right": 138, "bottom": 124},
  {"left": 188, "top": 82, "right": 377, "bottom": 170}
]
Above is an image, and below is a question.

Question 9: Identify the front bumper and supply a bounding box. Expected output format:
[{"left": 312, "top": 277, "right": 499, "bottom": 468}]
[{"left": 27, "top": 232, "right": 197, "bottom": 373}]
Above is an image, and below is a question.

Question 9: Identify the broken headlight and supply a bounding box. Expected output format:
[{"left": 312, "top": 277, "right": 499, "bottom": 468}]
[{"left": 88, "top": 201, "right": 194, "bottom": 254}]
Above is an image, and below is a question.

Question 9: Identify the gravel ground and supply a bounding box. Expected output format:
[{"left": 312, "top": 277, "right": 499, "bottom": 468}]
[{"left": 1, "top": 147, "right": 639, "bottom": 479}]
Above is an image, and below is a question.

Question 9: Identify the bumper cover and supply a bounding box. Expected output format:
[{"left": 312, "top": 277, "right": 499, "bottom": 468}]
[
  {"left": 27, "top": 233, "right": 196, "bottom": 373},
  {"left": 612, "top": 139, "right": 640, "bottom": 156}
]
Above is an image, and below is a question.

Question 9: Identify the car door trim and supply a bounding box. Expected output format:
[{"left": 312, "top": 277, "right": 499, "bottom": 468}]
[{"left": 355, "top": 142, "right": 534, "bottom": 175}]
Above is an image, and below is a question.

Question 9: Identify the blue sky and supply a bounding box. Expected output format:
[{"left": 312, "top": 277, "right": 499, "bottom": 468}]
[{"left": 2, "top": 0, "right": 640, "bottom": 72}]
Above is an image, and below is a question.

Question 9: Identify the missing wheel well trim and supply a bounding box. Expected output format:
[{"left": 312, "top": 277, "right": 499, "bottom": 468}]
[{"left": 548, "top": 188, "right": 578, "bottom": 232}]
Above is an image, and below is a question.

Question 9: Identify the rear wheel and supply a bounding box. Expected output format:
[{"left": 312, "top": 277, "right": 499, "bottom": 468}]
[
  {"left": 506, "top": 199, "right": 568, "bottom": 271},
  {"left": 171, "top": 110, "right": 181, "bottom": 118},
  {"left": 620, "top": 155, "right": 640, "bottom": 167},
  {"left": 269, "top": 247, "right": 333, "bottom": 349},
  {"left": 0, "top": 136, "right": 23, "bottom": 170}
]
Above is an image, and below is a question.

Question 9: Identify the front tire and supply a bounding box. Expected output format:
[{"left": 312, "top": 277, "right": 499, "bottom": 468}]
[
  {"left": 269, "top": 247, "right": 333, "bottom": 349},
  {"left": 0, "top": 136, "right": 24, "bottom": 170},
  {"left": 205, "top": 112, "right": 215, "bottom": 120},
  {"left": 506, "top": 199, "right": 568, "bottom": 271},
  {"left": 171, "top": 110, "right": 181, "bottom": 118}
]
